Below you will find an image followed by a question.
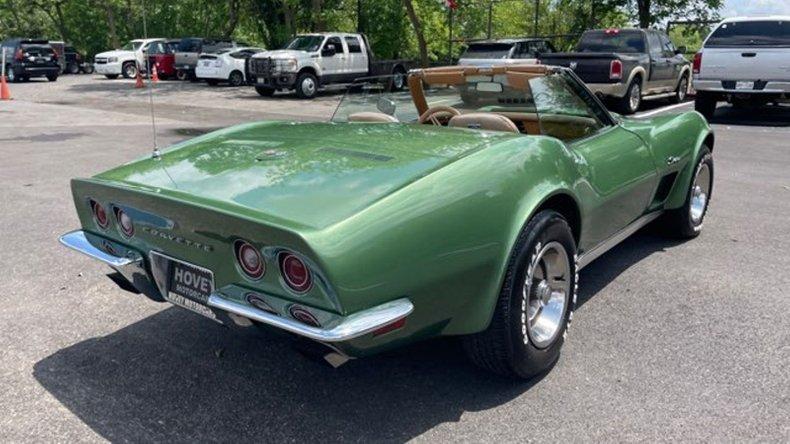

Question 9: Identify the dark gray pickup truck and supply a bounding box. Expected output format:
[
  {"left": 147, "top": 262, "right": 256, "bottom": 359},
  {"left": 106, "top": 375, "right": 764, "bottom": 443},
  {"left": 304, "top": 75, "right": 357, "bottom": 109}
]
[{"left": 541, "top": 28, "right": 691, "bottom": 114}]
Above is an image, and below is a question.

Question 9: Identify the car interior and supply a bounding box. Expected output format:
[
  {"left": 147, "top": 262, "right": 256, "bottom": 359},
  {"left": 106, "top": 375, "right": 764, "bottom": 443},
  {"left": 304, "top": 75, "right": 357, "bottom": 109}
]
[{"left": 345, "top": 65, "right": 608, "bottom": 142}]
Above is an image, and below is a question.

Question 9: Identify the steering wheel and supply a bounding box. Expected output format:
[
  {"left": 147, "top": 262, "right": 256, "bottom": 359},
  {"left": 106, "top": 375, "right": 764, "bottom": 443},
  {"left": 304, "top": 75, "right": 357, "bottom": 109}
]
[{"left": 419, "top": 106, "right": 461, "bottom": 126}]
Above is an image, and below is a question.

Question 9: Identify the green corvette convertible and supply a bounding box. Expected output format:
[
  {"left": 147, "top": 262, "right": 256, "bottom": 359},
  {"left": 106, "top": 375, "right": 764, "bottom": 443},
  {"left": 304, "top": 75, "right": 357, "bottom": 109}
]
[{"left": 61, "top": 64, "right": 714, "bottom": 378}]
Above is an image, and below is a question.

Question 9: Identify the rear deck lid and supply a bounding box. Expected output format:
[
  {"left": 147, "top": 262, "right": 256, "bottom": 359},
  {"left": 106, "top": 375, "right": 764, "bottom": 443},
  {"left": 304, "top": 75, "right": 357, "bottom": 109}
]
[{"left": 95, "top": 122, "right": 517, "bottom": 229}]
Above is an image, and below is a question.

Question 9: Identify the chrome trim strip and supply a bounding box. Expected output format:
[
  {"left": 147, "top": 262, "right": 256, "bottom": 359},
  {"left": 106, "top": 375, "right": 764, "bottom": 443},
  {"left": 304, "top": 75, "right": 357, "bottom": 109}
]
[
  {"left": 59, "top": 230, "right": 139, "bottom": 267},
  {"left": 577, "top": 211, "right": 663, "bottom": 270},
  {"left": 207, "top": 295, "right": 414, "bottom": 343}
]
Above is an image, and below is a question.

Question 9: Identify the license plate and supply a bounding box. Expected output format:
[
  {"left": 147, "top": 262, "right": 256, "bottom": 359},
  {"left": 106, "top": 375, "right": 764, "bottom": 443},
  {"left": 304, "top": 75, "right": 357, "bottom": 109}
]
[
  {"left": 735, "top": 81, "right": 754, "bottom": 90},
  {"left": 150, "top": 252, "right": 218, "bottom": 321}
]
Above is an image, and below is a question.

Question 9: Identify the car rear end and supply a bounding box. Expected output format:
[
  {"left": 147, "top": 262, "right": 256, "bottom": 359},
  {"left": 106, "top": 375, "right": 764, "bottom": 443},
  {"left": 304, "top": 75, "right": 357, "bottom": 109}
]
[
  {"left": 195, "top": 53, "right": 225, "bottom": 80},
  {"left": 694, "top": 18, "right": 790, "bottom": 110},
  {"left": 174, "top": 38, "right": 203, "bottom": 79},
  {"left": 458, "top": 42, "right": 519, "bottom": 66},
  {"left": 61, "top": 177, "right": 414, "bottom": 361},
  {"left": 11, "top": 40, "right": 60, "bottom": 80}
]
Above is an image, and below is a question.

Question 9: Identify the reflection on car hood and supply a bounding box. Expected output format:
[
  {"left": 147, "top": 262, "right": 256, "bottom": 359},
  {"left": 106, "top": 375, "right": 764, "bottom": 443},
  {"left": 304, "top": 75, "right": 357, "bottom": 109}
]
[
  {"left": 94, "top": 122, "right": 519, "bottom": 228},
  {"left": 252, "top": 49, "right": 310, "bottom": 59}
]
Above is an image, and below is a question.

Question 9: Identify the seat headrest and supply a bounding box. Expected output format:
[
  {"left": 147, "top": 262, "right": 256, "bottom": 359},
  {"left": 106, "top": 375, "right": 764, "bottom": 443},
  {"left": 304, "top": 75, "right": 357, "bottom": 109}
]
[{"left": 348, "top": 112, "right": 399, "bottom": 123}]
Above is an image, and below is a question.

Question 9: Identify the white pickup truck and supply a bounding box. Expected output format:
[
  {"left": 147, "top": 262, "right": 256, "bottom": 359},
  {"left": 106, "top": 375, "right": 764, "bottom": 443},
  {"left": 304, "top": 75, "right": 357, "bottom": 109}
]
[
  {"left": 694, "top": 16, "right": 790, "bottom": 118},
  {"left": 94, "top": 38, "right": 165, "bottom": 79},
  {"left": 248, "top": 32, "right": 415, "bottom": 98}
]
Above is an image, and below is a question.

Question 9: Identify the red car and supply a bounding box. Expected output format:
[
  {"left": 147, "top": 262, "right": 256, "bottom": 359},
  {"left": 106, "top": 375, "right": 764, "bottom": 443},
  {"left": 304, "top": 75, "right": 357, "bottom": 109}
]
[{"left": 146, "top": 39, "right": 180, "bottom": 79}]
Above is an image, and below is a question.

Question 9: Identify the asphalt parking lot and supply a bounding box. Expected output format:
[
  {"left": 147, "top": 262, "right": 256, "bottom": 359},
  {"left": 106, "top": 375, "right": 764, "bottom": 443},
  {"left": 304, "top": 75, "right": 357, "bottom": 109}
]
[{"left": 1, "top": 75, "right": 788, "bottom": 442}]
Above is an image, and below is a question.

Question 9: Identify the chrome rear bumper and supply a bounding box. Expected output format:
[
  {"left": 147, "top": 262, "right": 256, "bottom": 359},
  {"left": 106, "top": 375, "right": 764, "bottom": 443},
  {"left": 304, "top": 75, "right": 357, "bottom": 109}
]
[{"left": 59, "top": 230, "right": 413, "bottom": 343}]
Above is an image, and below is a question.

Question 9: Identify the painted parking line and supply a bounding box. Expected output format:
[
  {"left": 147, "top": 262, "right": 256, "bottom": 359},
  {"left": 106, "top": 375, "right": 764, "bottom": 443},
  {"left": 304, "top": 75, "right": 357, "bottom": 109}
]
[{"left": 633, "top": 100, "right": 694, "bottom": 118}]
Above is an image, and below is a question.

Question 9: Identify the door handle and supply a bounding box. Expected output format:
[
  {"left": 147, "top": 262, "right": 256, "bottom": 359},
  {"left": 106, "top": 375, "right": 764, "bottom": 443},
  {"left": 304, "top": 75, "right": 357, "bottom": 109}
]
[
  {"left": 741, "top": 52, "right": 757, "bottom": 58},
  {"left": 666, "top": 156, "right": 681, "bottom": 166}
]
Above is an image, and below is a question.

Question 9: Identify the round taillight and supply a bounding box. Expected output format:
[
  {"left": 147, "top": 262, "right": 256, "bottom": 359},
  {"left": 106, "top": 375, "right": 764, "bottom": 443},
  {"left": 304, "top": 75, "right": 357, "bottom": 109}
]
[
  {"left": 115, "top": 208, "right": 134, "bottom": 237},
  {"left": 90, "top": 200, "right": 109, "bottom": 229},
  {"left": 279, "top": 252, "right": 312, "bottom": 293},
  {"left": 234, "top": 240, "right": 264, "bottom": 280},
  {"left": 289, "top": 305, "right": 320, "bottom": 327}
]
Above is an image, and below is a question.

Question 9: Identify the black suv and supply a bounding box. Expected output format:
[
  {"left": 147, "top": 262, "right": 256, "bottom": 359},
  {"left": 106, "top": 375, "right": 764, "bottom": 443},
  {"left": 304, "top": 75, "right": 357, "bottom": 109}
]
[{"left": 0, "top": 38, "right": 60, "bottom": 82}]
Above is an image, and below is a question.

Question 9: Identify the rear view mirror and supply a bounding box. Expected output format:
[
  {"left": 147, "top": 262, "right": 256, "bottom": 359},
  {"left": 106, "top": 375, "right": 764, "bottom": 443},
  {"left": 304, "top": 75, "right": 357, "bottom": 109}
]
[
  {"left": 475, "top": 81, "right": 503, "bottom": 93},
  {"left": 377, "top": 97, "right": 396, "bottom": 115}
]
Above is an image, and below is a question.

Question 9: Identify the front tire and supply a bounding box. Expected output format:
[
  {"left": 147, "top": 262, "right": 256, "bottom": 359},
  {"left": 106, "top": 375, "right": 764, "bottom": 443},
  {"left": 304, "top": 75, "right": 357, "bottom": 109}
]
[
  {"left": 663, "top": 146, "right": 713, "bottom": 238},
  {"left": 295, "top": 72, "right": 318, "bottom": 99},
  {"left": 694, "top": 93, "right": 717, "bottom": 120},
  {"left": 67, "top": 62, "right": 80, "bottom": 75},
  {"left": 228, "top": 70, "right": 244, "bottom": 87},
  {"left": 463, "top": 210, "right": 577, "bottom": 379}
]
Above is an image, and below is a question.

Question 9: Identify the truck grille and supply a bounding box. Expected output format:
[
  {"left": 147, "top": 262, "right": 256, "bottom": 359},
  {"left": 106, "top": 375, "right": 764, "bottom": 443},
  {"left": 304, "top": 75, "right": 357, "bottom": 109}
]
[
  {"left": 249, "top": 57, "right": 273, "bottom": 76},
  {"left": 95, "top": 57, "right": 107, "bottom": 64}
]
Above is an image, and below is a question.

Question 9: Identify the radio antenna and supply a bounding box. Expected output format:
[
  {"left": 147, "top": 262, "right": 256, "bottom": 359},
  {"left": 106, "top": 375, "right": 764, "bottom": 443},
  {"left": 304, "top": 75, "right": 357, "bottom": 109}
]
[{"left": 141, "top": 0, "right": 161, "bottom": 160}]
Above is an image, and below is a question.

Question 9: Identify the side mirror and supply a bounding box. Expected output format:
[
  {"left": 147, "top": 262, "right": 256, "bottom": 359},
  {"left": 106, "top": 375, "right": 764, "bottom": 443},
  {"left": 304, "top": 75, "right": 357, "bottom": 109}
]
[
  {"left": 377, "top": 97, "right": 396, "bottom": 115},
  {"left": 321, "top": 45, "right": 336, "bottom": 57},
  {"left": 675, "top": 45, "right": 687, "bottom": 55}
]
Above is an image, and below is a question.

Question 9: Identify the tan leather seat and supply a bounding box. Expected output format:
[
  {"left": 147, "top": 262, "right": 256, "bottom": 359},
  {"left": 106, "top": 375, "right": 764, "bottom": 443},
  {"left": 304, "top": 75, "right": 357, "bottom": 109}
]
[
  {"left": 348, "top": 112, "right": 399, "bottom": 123},
  {"left": 448, "top": 113, "right": 520, "bottom": 133}
]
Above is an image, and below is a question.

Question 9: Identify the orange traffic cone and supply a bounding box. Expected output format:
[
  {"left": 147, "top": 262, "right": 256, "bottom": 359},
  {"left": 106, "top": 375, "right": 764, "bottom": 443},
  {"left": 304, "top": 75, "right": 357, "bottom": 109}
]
[
  {"left": 134, "top": 70, "right": 144, "bottom": 88},
  {"left": 151, "top": 65, "right": 159, "bottom": 83},
  {"left": 0, "top": 75, "right": 11, "bottom": 100}
]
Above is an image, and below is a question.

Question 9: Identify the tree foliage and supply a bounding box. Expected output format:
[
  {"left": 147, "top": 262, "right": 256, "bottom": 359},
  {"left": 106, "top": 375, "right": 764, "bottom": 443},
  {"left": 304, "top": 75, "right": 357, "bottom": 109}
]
[{"left": 0, "top": 0, "right": 719, "bottom": 61}]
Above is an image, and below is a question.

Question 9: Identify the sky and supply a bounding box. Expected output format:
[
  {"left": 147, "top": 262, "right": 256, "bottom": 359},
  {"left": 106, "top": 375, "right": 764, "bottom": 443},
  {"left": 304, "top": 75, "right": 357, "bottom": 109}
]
[{"left": 722, "top": 0, "right": 790, "bottom": 16}]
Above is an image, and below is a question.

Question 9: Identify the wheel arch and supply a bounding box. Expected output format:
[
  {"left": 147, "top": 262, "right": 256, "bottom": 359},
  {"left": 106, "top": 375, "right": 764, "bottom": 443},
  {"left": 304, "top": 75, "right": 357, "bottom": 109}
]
[
  {"left": 298, "top": 66, "right": 319, "bottom": 80},
  {"left": 665, "top": 123, "right": 715, "bottom": 209},
  {"left": 627, "top": 66, "right": 646, "bottom": 89}
]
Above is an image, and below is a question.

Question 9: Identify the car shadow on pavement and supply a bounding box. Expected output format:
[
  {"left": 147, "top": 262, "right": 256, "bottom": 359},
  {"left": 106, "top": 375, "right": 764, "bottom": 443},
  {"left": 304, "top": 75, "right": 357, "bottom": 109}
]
[
  {"left": 33, "top": 229, "right": 677, "bottom": 442},
  {"left": 707, "top": 104, "right": 790, "bottom": 127}
]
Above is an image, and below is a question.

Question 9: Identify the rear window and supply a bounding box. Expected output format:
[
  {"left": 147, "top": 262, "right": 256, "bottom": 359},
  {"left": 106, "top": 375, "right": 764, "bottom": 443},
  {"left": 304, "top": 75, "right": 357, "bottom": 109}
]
[
  {"left": 177, "top": 39, "right": 202, "bottom": 52},
  {"left": 20, "top": 44, "right": 54, "bottom": 55},
  {"left": 576, "top": 30, "right": 645, "bottom": 53},
  {"left": 705, "top": 21, "right": 790, "bottom": 47},
  {"left": 461, "top": 43, "right": 514, "bottom": 59}
]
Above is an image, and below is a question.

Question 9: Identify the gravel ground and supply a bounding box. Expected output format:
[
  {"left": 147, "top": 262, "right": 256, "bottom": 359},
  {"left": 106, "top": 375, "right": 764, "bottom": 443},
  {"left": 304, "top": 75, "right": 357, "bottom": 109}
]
[{"left": 0, "top": 74, "right": 788, "bottom": 442}]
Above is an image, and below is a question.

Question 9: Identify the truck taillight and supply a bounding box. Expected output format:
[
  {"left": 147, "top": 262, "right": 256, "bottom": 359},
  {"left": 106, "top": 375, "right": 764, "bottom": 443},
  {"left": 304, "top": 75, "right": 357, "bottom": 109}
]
[
  {"left": 693, "top": 52, "right": 702, "bottom": 75},
  {"left": 609, "top": 59, "right": 623, "bottom": 80}
]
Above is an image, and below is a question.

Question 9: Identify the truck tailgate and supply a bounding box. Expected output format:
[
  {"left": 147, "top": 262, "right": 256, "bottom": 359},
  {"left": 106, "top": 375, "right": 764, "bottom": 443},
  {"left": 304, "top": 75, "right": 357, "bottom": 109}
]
[
  {"left": 540, "top": 52, "right": 618, "bottom": 83},
  {"left": 700, "top": 48, "right": 790, "bottom": 81}
]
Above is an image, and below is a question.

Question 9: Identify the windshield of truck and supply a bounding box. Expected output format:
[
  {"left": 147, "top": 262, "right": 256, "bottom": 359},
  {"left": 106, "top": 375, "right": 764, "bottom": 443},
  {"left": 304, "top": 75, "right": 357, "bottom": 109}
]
[
  {"left": 286, "top": 35, "right": 324, "bottom": 52},
  {"left": 705, "top": 21, "right": 790, "bottom": 47},
  {"left": 460, "top": 43, "right": 514, "bottom": 59},
  {"left": 121, "top": 41, "right": 144, "bottom": 51},
  {"left": 576, "top": 30, "right": 645, "bottom": 53}
]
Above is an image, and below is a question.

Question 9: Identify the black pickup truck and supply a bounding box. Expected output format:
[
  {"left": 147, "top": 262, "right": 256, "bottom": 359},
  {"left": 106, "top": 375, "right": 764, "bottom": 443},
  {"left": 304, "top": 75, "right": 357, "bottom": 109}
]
[{"left": 540, "top": 29, "right": 691, "bottom": 114}]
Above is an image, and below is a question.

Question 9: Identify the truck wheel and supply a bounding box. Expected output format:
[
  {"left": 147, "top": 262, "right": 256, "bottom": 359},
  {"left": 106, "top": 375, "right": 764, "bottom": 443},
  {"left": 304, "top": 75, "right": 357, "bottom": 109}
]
[
  {"left": 176, "top": 70, "right": 188, "bottom": 81},
  {"left": 228, "top": 70, "right": 244, "bottom": 87},
  {"left": 46, "top": 74, "right": 58, "bottom": 82},
  {"left": 618, "top": 79, "right": 642, "bottom": 114},
  {"left": 6, "top": 67, "right": 16, "bottom": 83},
  {"left": 670, "top": 74, "right": 689, "bottom": 104},
  {"left": 122, "top": 62, "right": 137, "bottom": 79},
  {"left": 462, "top": 210, "right": 577, "bottom": 379},
  {"left": 104, "top": 74, "right": 118, "bottom": 80},
  {"left": 255, "top": 85, "right": 275, "bottom": 97},
  {"left": 295, "top": 72, "right": 318, "bottom": 99},
  {"left": 67, "top": 63, "right": 80, "bottom": 75},
  {"left": 694, "top": 92, "right": 717, "bottom": 120},
  {"left": 82, "top": 64, "right": 94, "bottom": 74},
  {"left": 662, "top": 146, "right": 713, "bottom": 239}
]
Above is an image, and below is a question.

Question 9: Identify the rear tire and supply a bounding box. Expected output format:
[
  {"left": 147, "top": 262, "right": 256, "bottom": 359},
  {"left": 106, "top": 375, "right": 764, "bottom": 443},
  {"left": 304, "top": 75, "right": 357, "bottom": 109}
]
[
  {"left": 694, "top": 93, "right": 717, "bottom": 120},
  {"left": 388, "top": 67, "right": 406, "bottom": 91},
  {"left": 67, "top": 62, "right": 80, "bottom": 75},
  {"left": 295, "top": 72, "right": 318, "bottom": 99},
  {"left": 670, "top": 74, "right": 689, "bottom": 104},
  {"left": 462, "top": 210, "right": 577, "bottom": 379},
  {"left": 255, "top": 85, "right": 275, "bottom": 97},
  {"left": 662, "top": 146, "right": 713, "bottom": 239},
  {"left": 121, "top": 62, "right": 137, "bottom": 79},
  {"left": 617, "top": 78, "right": 642, "bottom": 114}
]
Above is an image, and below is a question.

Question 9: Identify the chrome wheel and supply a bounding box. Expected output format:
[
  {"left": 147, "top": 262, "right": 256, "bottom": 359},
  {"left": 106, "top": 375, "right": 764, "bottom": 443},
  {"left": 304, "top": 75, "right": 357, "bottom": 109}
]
[
  {"left": 629, "top": 82, "right": 641, "bottom": 112},
  {"left": 523, "top": 241, "right": 571, "bottom": 349},
  {"left": 301, "top": 76, "right": 316, "bottom": 96},
  {"left": 7, "top": 68, "right": 14, "bottom": 82},
  {"left": 393, "top": 73, "right": 404, "bottom": 90},
  {"left": 690, "top": 162, "right": 711, "bottom": 225},
  {"left": 677, "top": 77, "right": 688, "bottom": 101},
  {"left": 123, "top": 63, "right": 137, "bottom": 79}
]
